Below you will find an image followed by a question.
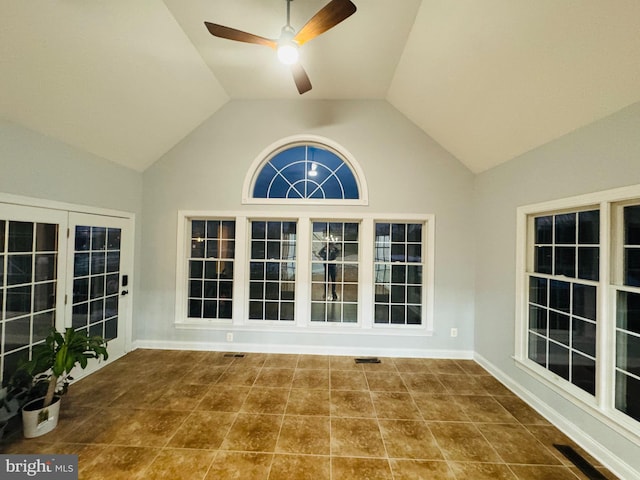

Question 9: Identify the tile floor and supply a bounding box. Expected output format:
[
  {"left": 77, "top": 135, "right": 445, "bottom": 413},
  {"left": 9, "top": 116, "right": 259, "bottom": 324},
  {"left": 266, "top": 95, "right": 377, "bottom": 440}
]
[{"left": 0, "top": 350, "right": 619, "bottom": 479}]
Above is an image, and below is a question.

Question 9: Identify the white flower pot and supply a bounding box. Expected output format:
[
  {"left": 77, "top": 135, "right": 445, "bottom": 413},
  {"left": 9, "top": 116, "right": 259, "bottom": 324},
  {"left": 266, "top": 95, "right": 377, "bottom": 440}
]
[{"left": 21, "top": 396, "right": 61, "bottom": 438}]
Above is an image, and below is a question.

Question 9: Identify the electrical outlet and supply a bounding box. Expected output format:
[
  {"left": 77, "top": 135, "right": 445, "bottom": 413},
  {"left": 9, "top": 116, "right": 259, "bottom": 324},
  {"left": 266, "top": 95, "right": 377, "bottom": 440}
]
[
  {"left": 450, "top": 328, "right": 458, "bottom": 338},
  {"left": 226, "top": 332, "right": 233, "bottom": 342}
]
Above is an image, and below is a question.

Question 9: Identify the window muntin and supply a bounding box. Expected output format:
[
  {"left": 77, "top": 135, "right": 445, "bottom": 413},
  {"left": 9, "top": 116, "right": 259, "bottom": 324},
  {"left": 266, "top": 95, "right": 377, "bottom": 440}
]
[
  {"left": 252, "top": 144, "right": 359, "bottom": 200},
  {"left": 1, "top": 220, "right": 59, "bottom": 380},
  {"left": 527, "top": 209, "right": 599, "bottom": 396},
  {"left": 374, "top": 222, "right": 423, "bottom": 325},
  {"left": 71, "top": 225, "right": 121, "bottom": 340},
  {"left": 187, "top": 220, "right": 235, "bottom": 319},
  {"left": 615, "top": 204, "right": 640, "bottom": 422},
  {"left": 249, "top": 220, "right": 297, "bottom": 321},
  {"left": 311, "top": 222, "right": 359, "bottom": 323}
]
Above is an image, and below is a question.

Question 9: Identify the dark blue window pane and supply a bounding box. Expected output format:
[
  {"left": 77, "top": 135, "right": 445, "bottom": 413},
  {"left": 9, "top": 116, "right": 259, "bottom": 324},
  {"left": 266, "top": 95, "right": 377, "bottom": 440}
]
[
  {"left": 253, "top": 144, "right": 359, "bottom": 200},
  {"left": 578, "top": 210, "right": 599, "bottom": 244}
]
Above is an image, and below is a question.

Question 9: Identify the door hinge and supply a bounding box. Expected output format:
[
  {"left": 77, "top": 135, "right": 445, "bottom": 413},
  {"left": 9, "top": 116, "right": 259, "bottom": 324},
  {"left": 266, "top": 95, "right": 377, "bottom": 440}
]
[
  {"left": 67, "top": 228, "right": 70, "bottom": 238},
  {"left": 64, "top": 294, "right": 68, "bottom": 305}
]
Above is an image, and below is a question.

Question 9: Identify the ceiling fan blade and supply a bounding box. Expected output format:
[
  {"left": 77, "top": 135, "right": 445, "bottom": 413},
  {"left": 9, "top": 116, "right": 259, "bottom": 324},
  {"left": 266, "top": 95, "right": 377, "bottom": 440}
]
[
  {"left": 293, "top": 0, "right": 357, "bottom": 46},
  {"left": 204, "top": 22, "right": 277, "bottom": 49},
  {"left": 291, "top": 63, "right": 312, "bottom": 95}
]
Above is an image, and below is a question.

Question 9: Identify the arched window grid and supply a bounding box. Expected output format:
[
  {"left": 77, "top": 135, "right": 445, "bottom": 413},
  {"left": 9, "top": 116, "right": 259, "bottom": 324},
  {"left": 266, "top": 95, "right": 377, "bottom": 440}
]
[{"left": 242, "top": 136, "right": 368, "bottom": 206}]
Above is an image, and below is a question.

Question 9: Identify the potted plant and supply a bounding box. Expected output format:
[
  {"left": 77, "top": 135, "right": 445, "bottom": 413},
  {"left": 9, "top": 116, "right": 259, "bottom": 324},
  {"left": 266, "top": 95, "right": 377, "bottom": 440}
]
[{"left": 17, "top": 327, "right": 108, "bottom": 438}]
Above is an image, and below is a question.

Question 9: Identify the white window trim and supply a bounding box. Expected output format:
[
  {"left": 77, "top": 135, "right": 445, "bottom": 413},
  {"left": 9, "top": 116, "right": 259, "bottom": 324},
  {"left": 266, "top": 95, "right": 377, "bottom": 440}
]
[
  {"left": 514, "top": 183, "right": 640, "bottom": 444},
  {"left": 241, "top": 134, "right": 369, "bottom": 206},
  {"left": 175, "top": 210, "right": 434, "bottom": 336}
]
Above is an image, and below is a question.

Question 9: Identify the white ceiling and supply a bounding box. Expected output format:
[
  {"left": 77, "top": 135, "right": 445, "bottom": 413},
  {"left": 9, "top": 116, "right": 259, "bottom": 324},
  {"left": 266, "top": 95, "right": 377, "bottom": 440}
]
[{"left": 2, "top": 0, "right": 639, "bottom": 173}]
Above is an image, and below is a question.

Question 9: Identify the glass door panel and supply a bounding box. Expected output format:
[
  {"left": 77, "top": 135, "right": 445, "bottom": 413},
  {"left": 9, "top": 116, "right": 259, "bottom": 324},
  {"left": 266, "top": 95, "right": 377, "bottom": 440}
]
[{"left": 0, "top": 204, "right": 67, "bottom": 383}]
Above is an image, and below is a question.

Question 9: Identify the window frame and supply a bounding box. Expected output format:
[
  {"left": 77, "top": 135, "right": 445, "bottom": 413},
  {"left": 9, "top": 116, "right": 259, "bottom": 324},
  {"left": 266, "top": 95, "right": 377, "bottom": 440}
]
[
  {"left": 175, "top": 211, "right": 435, "bottom": 335},
  {"left": 515, "top": 184, "right": 640, "bottom": 444}
]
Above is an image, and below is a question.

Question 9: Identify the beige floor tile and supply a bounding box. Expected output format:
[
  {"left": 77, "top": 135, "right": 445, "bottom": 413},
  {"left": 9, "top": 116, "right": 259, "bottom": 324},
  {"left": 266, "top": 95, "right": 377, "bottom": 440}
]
[
  {"left": 292, "top": 369, "right": 330, "bottom": 389},
  {"left": 389, "top": 459, "right": 455, "bottom": 480},
  {"left": 401, "top": 372, "right": 448, "bottom": 393},
  {"left": 329, "top": 356, "right": 362, "bottom": 370},
  {"left": 411, "top": 393, "right": 471, "bottom": 422},
  {"left": 263, "top": 354, "right": 299, "bottom": 368},
  {"left": 109, "top": 408, "right": 188, "bottom": 447},
  {"left": 453, "top": 395, "right": 519, "bottom": 423},
  {"left": 221, "top": 413, "right": 283, "bottom": 452},
  {"left": 332, "top": 457, "right": 393, "bottom": 480},
  {"left": 253, "top": 368, "right": 295, "bottom": 388},
  {"left": 268, "top": 454, "right": 330, "bottom": 480},
  {"left": 168, "top": 410, "right": 236, "bottom": 449},
  {"left": 508, "top": 464, "right": 585, "bottom": 480},
  {"left": 494, "top": 395, "right": 552, "bottom": 425},
  {"left": 143, "top": 448, "right": 216, "bottom": 480},
  {"left": 0, "top": 351, "right": 621, "bottom": 480},
  {"left": 428, "top": 422, "right": 502, "bottom": 463},
  {"left": 196, "top": 385, "right": 251, "bottom": 412},
  {"left": 241, "top": 387, "right": 289, "bottom": 414},
  {"left": 296, "top": 354, "right": 330, "bottom": 369},
  {"left": 286, "top": 388, "right": 330, "bottom": 416},
  {"left": 276, "top": 416, "right": 330, "bottom": 455},
  {"left": 476, "top": 423, "right": 563, "bottom": 465},
  {"left": 205, "top": 451, "right": 272, "bottom": 480},
  {"left": 378, "top": 419, "right": 443, "bottom": 460},
  {"left": 331, "top": 417, "right": 386, "bottom": 457},
  {"left": 330, "top": 370, "right": 368, "bottom": 390},
  {"left": 448, "top": 462, "right": 517, "bottom": 479},
  {"left": 81, "top": 445, "right": 159, "bottom": 480},
  {"left": 371, "top": 392, "right": 422, "bottom": 420},
  {"left": 365, "top": 371, "right": 408, "bottom": 392},
  {"left": 330, "top": 390, "right": 376, "bottom": 417},
  {"left": 216, "top": 366, "right": 262, "bottom": 386}
]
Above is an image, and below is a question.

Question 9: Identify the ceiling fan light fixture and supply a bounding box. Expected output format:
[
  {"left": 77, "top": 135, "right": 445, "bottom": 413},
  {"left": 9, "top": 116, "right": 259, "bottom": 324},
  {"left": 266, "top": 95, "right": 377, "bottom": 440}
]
[{"left": 277, "top": 42, "right": 299, "bottom": 65}]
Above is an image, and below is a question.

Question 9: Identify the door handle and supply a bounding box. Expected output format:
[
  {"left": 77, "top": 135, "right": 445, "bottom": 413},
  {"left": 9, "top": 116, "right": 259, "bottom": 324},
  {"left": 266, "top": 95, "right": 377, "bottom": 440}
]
[{"left": 121, "top": 290, "right": 129, "bottom": 296}]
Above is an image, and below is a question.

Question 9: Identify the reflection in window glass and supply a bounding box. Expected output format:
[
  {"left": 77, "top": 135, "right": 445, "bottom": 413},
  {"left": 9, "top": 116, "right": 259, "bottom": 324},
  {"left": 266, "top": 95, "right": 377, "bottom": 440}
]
[
  {"left": 311, "top": 222, "right": 359, "bottom": 323},
  {"left": 374, "top": 222, "right": 423, "bottom": 325}
]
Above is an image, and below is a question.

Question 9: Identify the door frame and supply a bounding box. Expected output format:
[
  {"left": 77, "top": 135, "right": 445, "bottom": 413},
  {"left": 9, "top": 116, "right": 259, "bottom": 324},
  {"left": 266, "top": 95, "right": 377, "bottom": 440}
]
[{"left": 0, "top": 192, "right": 135, "bottom": 365}]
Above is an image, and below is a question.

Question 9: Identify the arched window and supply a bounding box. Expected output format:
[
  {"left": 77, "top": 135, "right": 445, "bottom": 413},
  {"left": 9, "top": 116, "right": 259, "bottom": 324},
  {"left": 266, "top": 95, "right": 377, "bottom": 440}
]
[{"left": 243, "top": 136, "right": 367, "bottom": 205}]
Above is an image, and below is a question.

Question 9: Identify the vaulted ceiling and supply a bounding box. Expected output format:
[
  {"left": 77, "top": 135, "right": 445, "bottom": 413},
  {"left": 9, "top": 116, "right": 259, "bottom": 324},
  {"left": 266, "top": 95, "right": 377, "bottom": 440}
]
[{"left": 2, "top": 0, "right": 639, "bottom": 173}]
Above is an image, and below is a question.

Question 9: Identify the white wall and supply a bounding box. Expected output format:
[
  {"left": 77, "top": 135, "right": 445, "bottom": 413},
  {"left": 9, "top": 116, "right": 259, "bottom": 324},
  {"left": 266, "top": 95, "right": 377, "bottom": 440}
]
[
  {"left": 139, "top": 100, "right": 476, "bottom": 356},
  {"left": 473, "top": 101, "right": 640, "bottom": 476}
]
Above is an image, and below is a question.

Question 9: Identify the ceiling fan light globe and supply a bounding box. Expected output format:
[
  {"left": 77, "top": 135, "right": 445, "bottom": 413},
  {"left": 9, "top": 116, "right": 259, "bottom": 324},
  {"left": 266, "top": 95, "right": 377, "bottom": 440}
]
[{"left": 277, "top": 44, "right": 299, "bottom": 65}]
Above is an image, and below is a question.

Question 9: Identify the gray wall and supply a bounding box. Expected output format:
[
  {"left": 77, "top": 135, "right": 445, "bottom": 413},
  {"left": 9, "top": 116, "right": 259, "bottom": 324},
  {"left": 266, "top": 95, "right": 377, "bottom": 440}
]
[
  {"left": 473, "top": 101, "right": 640, "bottom": 473},
  {"left": 0, "top": 119, "right": 144, "bottom": 343},
  {"left": 140, "top": 100, "right": 476, "bottom": 354}
]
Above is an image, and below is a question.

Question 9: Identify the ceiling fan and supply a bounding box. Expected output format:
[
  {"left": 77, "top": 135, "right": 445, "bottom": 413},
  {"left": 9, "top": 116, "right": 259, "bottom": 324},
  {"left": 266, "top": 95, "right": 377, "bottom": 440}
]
[{"left": 204, "top": 0, "right": 357, "bottom": 95}]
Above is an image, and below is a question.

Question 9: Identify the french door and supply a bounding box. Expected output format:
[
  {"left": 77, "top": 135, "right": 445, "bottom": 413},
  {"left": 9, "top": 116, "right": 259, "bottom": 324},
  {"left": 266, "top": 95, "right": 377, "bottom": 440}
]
[{"left": 0, "top": 203, "right": 133, "bottom": 383}]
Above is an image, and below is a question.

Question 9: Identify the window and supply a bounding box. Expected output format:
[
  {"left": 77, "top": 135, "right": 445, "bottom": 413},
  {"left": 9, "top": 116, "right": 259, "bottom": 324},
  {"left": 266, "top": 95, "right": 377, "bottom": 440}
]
[
  {"left": 614, "top": 204, "right": 640, "bottom": 422},
  {"left": 176, "top": 213, "right": 434, "bottom": 332},
  {"left": 249, "top": 220, "right": 297, "bottom": 321},
  {"left": 516, "top": 186, "right": 640, "bottom": 440},
  {"left": 311, "top": 222, "right": 359, "bottom": 323},
  {"left": 374, "top": 222, "right": 423, "bottom": 325},
  {"left": 243, "top": 136, "right": 368, "bottom": 205},
  {"left": 187, "top": 220, "right": 235, "bottom": 319},
  {"left": 527, "top": 210, "right": 599, "bottom": 395}
]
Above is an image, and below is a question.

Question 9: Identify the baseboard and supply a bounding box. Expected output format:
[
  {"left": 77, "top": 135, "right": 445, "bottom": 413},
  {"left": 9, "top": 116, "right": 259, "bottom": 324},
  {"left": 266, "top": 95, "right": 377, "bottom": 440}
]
[
  {"left": 131, "top": 339, "right": 474, "bottom": 360},
  {"left": 474, "top": 353, "right": 638, "bottom": 480}
]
